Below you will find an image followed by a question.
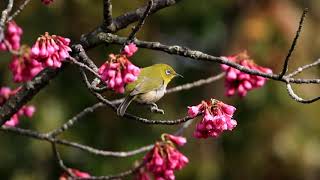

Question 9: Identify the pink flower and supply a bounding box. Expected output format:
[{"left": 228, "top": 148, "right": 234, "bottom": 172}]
[
  {"left": 4, "top": 114, "right": 19, "bottom": 127},
  {"left": 142, "top": 135, "right": 189, "bottom": 180},
  {"left": 98, "top": 53, "right": 140, "bottom": 93},
  {"left": 188, "top": 99, "right": 237, "bottom": 139},
  {"left": 0, "top": 21, "right": 23, "bottom": 51},
  {"left": 187, "top": 104, "right": 203, "bottom": 118},
  {"left": 164, "top": 134, "right": 187, "bottom": 146},
  {"left": 59, "top": 168, "right": 90, "bottom": 180},
  {"left": 9, "top": 46, "right": 44, "bottom": 83},
  {"left": 122, "top": 43, "right": 138, "bottom": 57},
  {"left": 23, "top": 105, "right": 36, "bottom": 117},
  {"left": 31, "top": 32, "right": 71, "bottom": 68},
  {"left": 41, "top": 0, "right": 54, "bottom": 5},
  {"left": 221, "top": 51, "right": 273, "bottom": 97},
  {"left": 1, "top": 87, "right": 36, "bottom": 127}
]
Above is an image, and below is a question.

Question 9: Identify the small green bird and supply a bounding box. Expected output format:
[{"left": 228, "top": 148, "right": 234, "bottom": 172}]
[{"left": 117, "top": 64, "right": 182, "bottom": 116}]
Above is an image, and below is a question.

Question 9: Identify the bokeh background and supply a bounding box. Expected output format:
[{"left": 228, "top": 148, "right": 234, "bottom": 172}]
[{"left": 1, "top": 0, "right": 320, "bottom": 179}]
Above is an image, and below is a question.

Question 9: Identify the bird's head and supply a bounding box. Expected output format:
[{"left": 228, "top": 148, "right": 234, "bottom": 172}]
[{"left": 158, "top": 64, "right": 183, "bottom": 85}]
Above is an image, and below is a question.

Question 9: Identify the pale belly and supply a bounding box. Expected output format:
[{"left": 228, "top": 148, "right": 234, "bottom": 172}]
[{"left": 135, "top": 86, "right": 166, "bottom": 104}]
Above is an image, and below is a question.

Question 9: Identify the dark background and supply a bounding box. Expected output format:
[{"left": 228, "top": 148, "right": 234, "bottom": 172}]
[{"left": 0, "top": 0, "right": 320, "bottom": 179}]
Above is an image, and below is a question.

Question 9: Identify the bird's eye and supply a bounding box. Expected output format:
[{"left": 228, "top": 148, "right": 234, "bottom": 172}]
[{"left": 165, "top": 69, "right": 171, "bottom": 75}]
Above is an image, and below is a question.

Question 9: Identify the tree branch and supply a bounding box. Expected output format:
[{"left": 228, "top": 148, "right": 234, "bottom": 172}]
[
  {"left": 287, "top": 58, "right": 320, "bottom": 78},
  {"left": 286, "top": 83, "right": 320, "bottom": 103},
  {"left": 85, "top": 162, "right": 145, "bottom": 180},
  {"left": 0, "top": 126, "right": 153, "bottom": 157},
  {"left": 102, "top": 0, "right": 113, "bottom": 30},
  {"left": 0, "top": 0, "right": 182, "bottom": 127},
  {"left": 47, "top": 103, "right": 105, "bottom": 137},
  {"left": 7, "top": 0, "right": 31, "bottom": 22},
  {"left": 97, "top": 32, "right": 320, "bottom": 84},
  {"left": 278, "top": 8, "right": 308, "bottom": 78},
  {"left": 0, "top": 0, "right": 14, "bottom": 41},
  {"left": 125, "top": 0, "right": 153, "bottom": 44},
  {"left": 80, "top": 0, "right": 182, "bottom": 49},
  {"left": 51, "top": 142, "right": 75, "bottom": 178},
  {"left": 0, "top": 68, "right": 62, "bottom": 126}
]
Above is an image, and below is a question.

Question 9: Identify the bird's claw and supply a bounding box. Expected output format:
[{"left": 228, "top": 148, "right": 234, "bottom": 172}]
[{"left": 150, "top": 103, "right": 165, "bottom": 114}]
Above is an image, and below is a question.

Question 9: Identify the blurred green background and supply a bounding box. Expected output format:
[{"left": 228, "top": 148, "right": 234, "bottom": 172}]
[{"left": 1, "top": 0, "right": 320, "bottom": 179}]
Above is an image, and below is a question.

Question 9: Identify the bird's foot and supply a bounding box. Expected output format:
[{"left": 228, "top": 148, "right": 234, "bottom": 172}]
[{"left": 150, "top": 103, "right": 165, "bottom": 114}]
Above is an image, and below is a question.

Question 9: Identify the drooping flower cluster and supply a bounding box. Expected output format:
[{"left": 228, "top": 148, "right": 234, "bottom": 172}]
[
  {"left": 138, "top": 134, "right": 189, "bottom": 180},
  {"left": 9, "top": 46, "right": 44, "bottom": 83},
  {"left": 188, "top": 99, "right": 237, "bottom": 138},
  {"left": 221, "top": 51, "right": 273, "bottom": 97},
  {"left": 98, "top": 43, "right": 140, "bottom": 93},
  {"left": 41, "top": 0, "right": 54, "bottom": 5},
  {"left": 0, "top": 87, "right": 36, "bottom": 127},
  {"left": 59, "top": 168, "right": 90, "bottom": 180},
  {"left": 0, "top": 21, "right": 23, "bottom": 51},
  {"left": 31, "top": 32, "right": 71, "bottom": 68}
]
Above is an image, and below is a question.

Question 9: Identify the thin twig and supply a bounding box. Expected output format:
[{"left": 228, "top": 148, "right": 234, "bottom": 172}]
[
  {"left": 166, "top": 72, "right": 225, "bottom": 94},
  {"left": 47, "top": 103, "right": 105, "bottom": 137},
  {"left": 0, "top": 0, "right": 14, "bottom": 41},
  {"left": 287, "top": 58, "right": 320, "bottom": 77},
  {"left": 51, "top": 142, "right": 75, "bottom": 178},
  {"left": 125, "top": 0, "right": 153, "bottom": 44},
  {"left": 69, "top": 57, "right": 102, "bottom": 80},
  {"left": 286, "top": 83, "right": 320, "bottom": 103},
  {"left": 85, "top": 161, "right": 145, "bottom": 180},
  {"left": 102, "top": 0, "right": 113, "bottom": 30},
  {"left": 0, "top": 126, "right": 153, "bottom": 157},
  {"left": 80, "top": 0, "right": 181, "bottom": 48},
  {"left": 278, "top": 8, "right": 308, "bottom": 78},
  {"left": 174, "top": 119, "right": 194, "bottom": 136},
  {"left": 7, "top": 0, "right": 31, "bottom": 22}
]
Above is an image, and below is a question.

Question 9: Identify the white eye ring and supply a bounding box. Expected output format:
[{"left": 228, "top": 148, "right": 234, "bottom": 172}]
[{"left": 165, "top": 69, "right": 171, "bottom": 75}]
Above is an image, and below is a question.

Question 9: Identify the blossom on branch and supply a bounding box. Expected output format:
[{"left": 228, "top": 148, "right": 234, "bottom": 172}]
[
  {"left": 59, "top": 168, "right": 91, "bottom": 180},
  {"left": 221, "top": 51, "right": 273, "bottom": 97},
  {"left": 31, "top": 32, "right": 71, "bottom": 68},
  {"left": 138, "top": 134, "right": 189, "bottom": 180},
  {"left": 0, "top": 87, "right": 36, "bottom": 127},
  {"left": 9, "top": 46, "right": 44, "bottom": 83},
  {"left": 0, "top": 21, "right": 23, "bottom": 51},
  {"left": 98, "top": 47, "right": 140, "bottom": 93},
  {"left": 122, "top": 43, "right": 138, "bottom": 57},
  {"left": 188, "top": 99, "right": 237, "bottom": 138}
]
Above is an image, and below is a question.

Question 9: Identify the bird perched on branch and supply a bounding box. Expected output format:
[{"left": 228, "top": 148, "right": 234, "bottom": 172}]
[{"left": 117, "top": 64, "right": 182, "bottom": 116}]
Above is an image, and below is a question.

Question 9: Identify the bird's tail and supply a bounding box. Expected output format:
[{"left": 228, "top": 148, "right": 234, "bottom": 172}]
[{"left": 117, "top": 95, "right": 135, "bottom": 116}]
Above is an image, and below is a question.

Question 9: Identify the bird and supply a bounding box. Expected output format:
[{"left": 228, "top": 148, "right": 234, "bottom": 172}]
[{"left": 117, "top": 63, "right": 182, "bottom": 116}]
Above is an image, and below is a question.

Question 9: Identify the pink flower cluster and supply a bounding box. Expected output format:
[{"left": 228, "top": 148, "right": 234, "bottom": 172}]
[
  {"left": 138, "top": 134, "right": 189, "bottom": 180},
  {"left": 9, "top": 46, "right": 44, "bottom": 83},
  {"left": 0, "top": 21, "right": 23, "bottom": 51},
  {"left": 98, "top": 49, "right": 140, "bottom": 93},
  {"left": 188, "top": 99, "right": 237, "bottom": 138},
  {"left": 31, "top": 32, "right": 71, "bottom": 68},
  {"left": 221, "top": 51, "right": 273, "bottom": 97},
  {"left": 122, "top": 43, "right": 138, "bottom": 57},
  {"left": 41, "top": 0, "right": 54, "bottom": 5},
  {"left": 59, "top": 168, "right": 90, "bottom": 180},
  {"left": 0, "top": 87, "right": 36, "bottom": 127}
]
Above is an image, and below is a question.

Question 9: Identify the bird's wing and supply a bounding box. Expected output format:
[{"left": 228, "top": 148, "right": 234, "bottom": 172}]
[{"left": 130, "top": 76, "right": 164, "bottom": 96}]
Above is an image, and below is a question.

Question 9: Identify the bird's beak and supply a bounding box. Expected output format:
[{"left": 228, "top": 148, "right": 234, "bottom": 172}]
[{"left": 175, "top": 73, "right": 184, "bottom": 78}]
